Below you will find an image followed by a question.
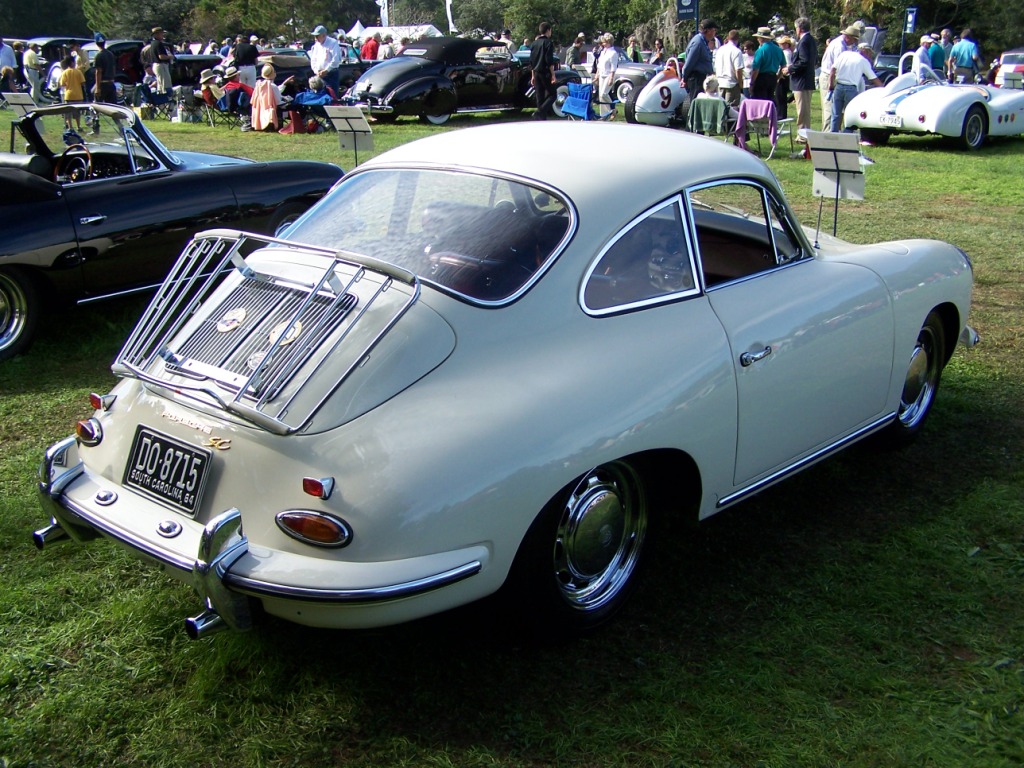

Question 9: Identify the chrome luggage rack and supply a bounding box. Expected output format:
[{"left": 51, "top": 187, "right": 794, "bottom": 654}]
[{"left": 113, "top": 229, "right": 420, "bottom": 435}]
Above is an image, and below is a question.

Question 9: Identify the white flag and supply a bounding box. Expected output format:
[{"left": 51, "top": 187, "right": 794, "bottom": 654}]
[
  {"left": 446, "top": 0, "right": 456, "bottom": 33},
  {"left": 376, "top": 0, "right": 389, "bottom": 27}
]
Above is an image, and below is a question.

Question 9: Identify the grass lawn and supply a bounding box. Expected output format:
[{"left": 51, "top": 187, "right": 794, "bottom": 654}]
[{"left": 1, "top": 103, "right": 1022, "bottom": 767}]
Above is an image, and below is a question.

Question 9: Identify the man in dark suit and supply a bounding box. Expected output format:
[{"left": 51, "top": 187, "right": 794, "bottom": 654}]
[
  {"left": 787, "top": 17, "right": 818, "bottom": 139},
  {"left": 529, "top": 22, "right": 557, "bottom": 119}
]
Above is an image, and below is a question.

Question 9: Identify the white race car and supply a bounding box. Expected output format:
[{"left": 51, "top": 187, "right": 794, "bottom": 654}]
[
  {"left": 844, "top": 66, "right": 1024, "bottom": 149},
  {"left": 624, "top": 57, "right": 690, "bottom": 127}
]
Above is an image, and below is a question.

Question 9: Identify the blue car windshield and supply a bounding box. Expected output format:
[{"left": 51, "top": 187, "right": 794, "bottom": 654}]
[{"left": 284, "top": 168, "right": 572, "bottom": 304}]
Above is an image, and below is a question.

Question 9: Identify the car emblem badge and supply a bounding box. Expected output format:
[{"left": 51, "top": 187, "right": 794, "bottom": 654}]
[
  {"left": 202, "top": 436, "right": 232, "bottom": 450},
  {"left": 216, "top": 307, "right": 246, "bottom": 333},
  {"left": 269, "top": 320, "right": 302, "bottom": 346},
  {"left": 246, "top": 351, "right": 267, "bottom": 371}
]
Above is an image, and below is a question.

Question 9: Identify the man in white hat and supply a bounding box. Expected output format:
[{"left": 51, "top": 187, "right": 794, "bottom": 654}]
[
  {"left": 913, "top": 35, "right": 934, "bottom": 83},
  {"left": 310, "top": 24, "right": 343, "bottom": 94},
  {"left": 818, "top": 24, "right": 861, "bottom": 131}
]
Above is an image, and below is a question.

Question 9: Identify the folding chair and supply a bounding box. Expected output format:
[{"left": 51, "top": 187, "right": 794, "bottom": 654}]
[
  {"left": 733, "top": 98, "right": 794, "bottom": 159},
  {"left": 138, "top": 84, "right": 175, "bottom": 120},
  {"left": 687, "top": 96, "right": 730, "bottom": 137},
  {"left": 203, "top": 89, "right": 250, "bottom": 129},
  {"left": 562, "top": 82, "right": 596, "bottom": 121}
]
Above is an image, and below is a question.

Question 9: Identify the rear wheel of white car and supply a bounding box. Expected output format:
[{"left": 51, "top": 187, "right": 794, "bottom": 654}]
[
  {"left": 506, "top": 460, "right": 650, "bottom": 633},
  {"left": 0, "top": 267, "right": 39, "bottom": 361},
  {"left": 960, "top": 105, "right": 987, "bottom": 150},
  {"left": 859, "top": 128, "right": 890, "bottom": 145},
  {"left": 624, "top": 86, "right": 642, "bottom": 123},
  {"left": 885, "top": 311, "right": 946, "bottom": 445}
]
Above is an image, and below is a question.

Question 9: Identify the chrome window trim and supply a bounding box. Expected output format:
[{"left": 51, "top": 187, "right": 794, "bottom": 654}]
[
  {"left": 579, "top": 194, "right": 701, "bottom": 317},
  {"left": 684, "top": 177, "right": 811, "bottom": 292}
]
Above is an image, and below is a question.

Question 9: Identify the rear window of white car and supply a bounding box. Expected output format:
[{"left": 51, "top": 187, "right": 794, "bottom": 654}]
[{"left": 285, "top": 168, "right": 573, "bottom": 304}]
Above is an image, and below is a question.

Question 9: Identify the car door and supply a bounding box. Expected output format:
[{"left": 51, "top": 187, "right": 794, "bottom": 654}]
[
  {"left": 63, "top": 128, "right": 239, "bottom": 299},
  {"left": 688, "top": 181, "right": 894, "bottom": 486}
]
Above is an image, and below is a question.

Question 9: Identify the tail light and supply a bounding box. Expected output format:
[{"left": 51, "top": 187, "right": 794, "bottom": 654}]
[{"left": 276, "top": 510, "right": 352, "bottom": 548}]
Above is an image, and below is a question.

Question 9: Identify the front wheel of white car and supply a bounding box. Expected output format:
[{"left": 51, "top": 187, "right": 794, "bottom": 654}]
[
  {"left": 504, "top": 460, "right": 650, "bottom": 634},
  {"left": 960, "top": 105, "right": 987, "bottom": 150},
  {"left": 615, "top": 80, "right": 634, "bottom": 103},
  {"left": 624, "top": 86, "right": 642, "bottom": 123}
]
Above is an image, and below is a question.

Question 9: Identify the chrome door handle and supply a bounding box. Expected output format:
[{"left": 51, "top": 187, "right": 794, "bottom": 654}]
[
  {"left": 740, "top": 346, "right": 772, "bottom": 367},
  {"left": 79, "top": 215, "right": 107, "bottom": 225}
]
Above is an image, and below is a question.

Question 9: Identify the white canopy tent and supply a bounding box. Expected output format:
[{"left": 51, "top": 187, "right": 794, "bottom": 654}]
[
  {"left": 346, "top": 20, "right": 366, "bottom": 39},
  {"left": 351, "top": 24, "right": 444, "bottom": 43}
]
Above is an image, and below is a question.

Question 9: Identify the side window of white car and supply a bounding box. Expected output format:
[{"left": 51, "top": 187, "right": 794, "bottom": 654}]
[
  {"left": 688, "top": 182, "right": 796, "bottom": 288},
  {"left": 582, "top": 198, "right": 699, "bottom": 314}
]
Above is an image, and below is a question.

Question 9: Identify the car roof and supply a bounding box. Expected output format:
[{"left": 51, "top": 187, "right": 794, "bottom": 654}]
[
  {"left": 362, "top": 122, "right": 775, "bottom": 215},
  {"left": 399, "top": 36, "right": 495, "bottom": 64}
]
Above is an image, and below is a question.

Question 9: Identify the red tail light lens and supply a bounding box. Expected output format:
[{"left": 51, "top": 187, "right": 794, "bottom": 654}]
[
  {"left": 276, "top": 510, "right": 352, "bottom": 548},
  {"left": 302, "top": 476, "right": 335, "bottom": 500},
  {"left": 89, "top": 393, "right": 116, "bottom": 411}
]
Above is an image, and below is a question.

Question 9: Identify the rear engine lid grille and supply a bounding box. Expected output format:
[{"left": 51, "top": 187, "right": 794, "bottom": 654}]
[{"left": 113, "top": 229, "right": 419, "bottom": 434}]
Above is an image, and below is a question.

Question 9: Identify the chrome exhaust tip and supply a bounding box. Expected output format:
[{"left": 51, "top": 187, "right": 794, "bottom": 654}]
[
  {"left": 33, "top": 521, "right": 70, "bottom": 550},
  {"left": 185, "top": 608, "right": 226, "bottom": 640}
]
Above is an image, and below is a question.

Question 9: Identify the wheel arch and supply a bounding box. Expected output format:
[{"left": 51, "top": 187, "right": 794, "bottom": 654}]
[{"left": 930, "top": 301, "right": 962, "bottom": 365}]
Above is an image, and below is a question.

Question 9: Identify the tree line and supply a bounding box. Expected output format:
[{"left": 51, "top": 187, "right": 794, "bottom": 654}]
[{"left": 8, "top": 0, "right": 1020, "bottom": 62}]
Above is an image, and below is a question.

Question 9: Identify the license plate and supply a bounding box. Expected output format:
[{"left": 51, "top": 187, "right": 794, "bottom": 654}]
[
  {"left": 879, "top": 114, "right": 902, "bottom": 127},
  {"left": 122, "top": 427, "right": 211, "bottom": 517}
]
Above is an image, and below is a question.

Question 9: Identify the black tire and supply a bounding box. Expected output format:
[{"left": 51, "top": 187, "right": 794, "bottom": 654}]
[
  {"left": 624, "top": 85, "right": 642, "bottom": 123},
  {"left": 960, "top": 105, "right": 987, "bottom": 150},
  {"left": 0, "top": 267, "right": 40, "bottom": 361},
  {"left": 502, "top": 460, "right": 650, "bottom": 634},
  {"left": 882, "top": 311, "right": 946, "bottom": 446},
  {"left": 859, "top": 128, "right": 890, "bottom": 145},
  {"left": 267, "top": 203, "right": 307, "bottom": 238}
]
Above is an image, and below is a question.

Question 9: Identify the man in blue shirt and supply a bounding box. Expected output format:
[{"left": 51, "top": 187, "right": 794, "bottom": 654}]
[
  {"left": 749, "top": 27, "right": 786, "bottom": 100},
  {"left": 949, "top": 29, "right": 981, "bottom": 82},
  {"left": 682, "top": 19, "right": 718, "bottom": 100}
]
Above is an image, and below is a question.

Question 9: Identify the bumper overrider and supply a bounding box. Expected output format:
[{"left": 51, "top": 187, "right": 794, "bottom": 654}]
[
  {"left": 344, "top": 94, "right": 394, "bottom": 116},
  {"left": 36, "top": 436, "right": 484, "bottom": 638}
]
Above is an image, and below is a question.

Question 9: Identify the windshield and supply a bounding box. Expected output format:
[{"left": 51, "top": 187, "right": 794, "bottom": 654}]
[
  {"left": 285, "top": 168, "right": 572, "bottom": 303},
  {"left": 26, "top": 107, "right": 179, "bottom": 167}
]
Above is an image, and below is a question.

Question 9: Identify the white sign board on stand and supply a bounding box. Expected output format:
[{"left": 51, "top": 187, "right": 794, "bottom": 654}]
[
  {"left": 323, "top": 105, "right": 374, "bottom": 165},
  {"left": 2, "top": 92, "right": 37, "bottom": 119},
  {"left": 807, "top": 130, "right": 865, "bottom": 200}
]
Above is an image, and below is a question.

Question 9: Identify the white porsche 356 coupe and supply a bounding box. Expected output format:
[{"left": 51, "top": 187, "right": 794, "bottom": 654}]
[
  {"left": 36, "top": 123, "right": 977, "bottom": 638},
  {"left": 844, "top": 66, "right": 1024, "bottom": 149}
]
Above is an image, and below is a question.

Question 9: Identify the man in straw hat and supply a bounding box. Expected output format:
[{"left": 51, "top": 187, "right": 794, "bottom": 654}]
[
  {"left": 748, "top": 26, "right": 785, "bottom": 100},
  {"left": 818, "top": 24, "right": 861, "bottom": 131},
  {"left": 150, "top": 27, "right": 174, "bottom": 94}
]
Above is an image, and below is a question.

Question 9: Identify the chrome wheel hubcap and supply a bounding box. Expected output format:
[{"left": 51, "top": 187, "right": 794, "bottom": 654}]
[
  {"left": 553, "top": 463, "right": 646, "bottom": 611},
  {"left": 898, "top": 328, "right": 937, "bottom": 428},
  {"left": 0, "top": 274, "right": 28, "bottom": 353}
]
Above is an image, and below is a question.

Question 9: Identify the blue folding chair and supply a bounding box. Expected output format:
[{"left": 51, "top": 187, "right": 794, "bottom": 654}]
[{"left": 562, "top": 82, "right": 596, "bottom": 121}]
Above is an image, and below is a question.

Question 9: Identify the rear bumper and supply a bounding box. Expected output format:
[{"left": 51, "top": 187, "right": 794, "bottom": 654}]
[{"left": 37, "top": 436, "right": 484, "bottom": 633}]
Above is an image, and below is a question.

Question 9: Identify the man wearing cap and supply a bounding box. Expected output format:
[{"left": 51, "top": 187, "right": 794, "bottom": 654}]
[
  {"left": 682, "top": 19, "right": 718, "bottom": 100},
  {"left": 92, "top": 33, "right": 117, "bottom": 103},
  {"left": 310, "top": 25, "right": 342, "bottom": 94},
  {"left": 233, "top": 33, "right": 259, "bottom": 88},
  {"left": 912, "top": 35, "right": 934, "bottom": 83},
  {"left": 150, "top": 27, "right": 174, "bottom": 94},
  {"left": 818, "top": 25, "right": 860, "bottom": 131},
  {"left": 498, "top": 29, "right": 515, "bottom": 51}
]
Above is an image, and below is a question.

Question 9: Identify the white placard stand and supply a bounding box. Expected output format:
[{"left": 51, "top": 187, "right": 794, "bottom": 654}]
[
  {"left": 323, "top": 106, "right": 374, "bottom": 166},
  {"left": 807, "top": 130, "right": 865, "bottom": 238},
  {"left": 2, "top": 92, "right": 37, "bottom": 119}
]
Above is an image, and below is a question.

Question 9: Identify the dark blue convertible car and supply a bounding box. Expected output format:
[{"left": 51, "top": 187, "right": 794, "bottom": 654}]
[{"left": 0, "top": 103, "right": 343, "bottom": 360}]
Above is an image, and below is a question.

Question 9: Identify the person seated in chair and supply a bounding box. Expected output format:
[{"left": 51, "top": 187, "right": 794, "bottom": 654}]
[
  {"left": 198, "top": 68, "right": 223, "bottom": 106},
  {"left": 250, "top": 64, "right": 292, "bottom": 132}
]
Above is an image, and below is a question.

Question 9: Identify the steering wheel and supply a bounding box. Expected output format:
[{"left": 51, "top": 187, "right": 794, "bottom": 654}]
[{"left": 54, "top": 144, "right": 93, "bottom": 183}]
